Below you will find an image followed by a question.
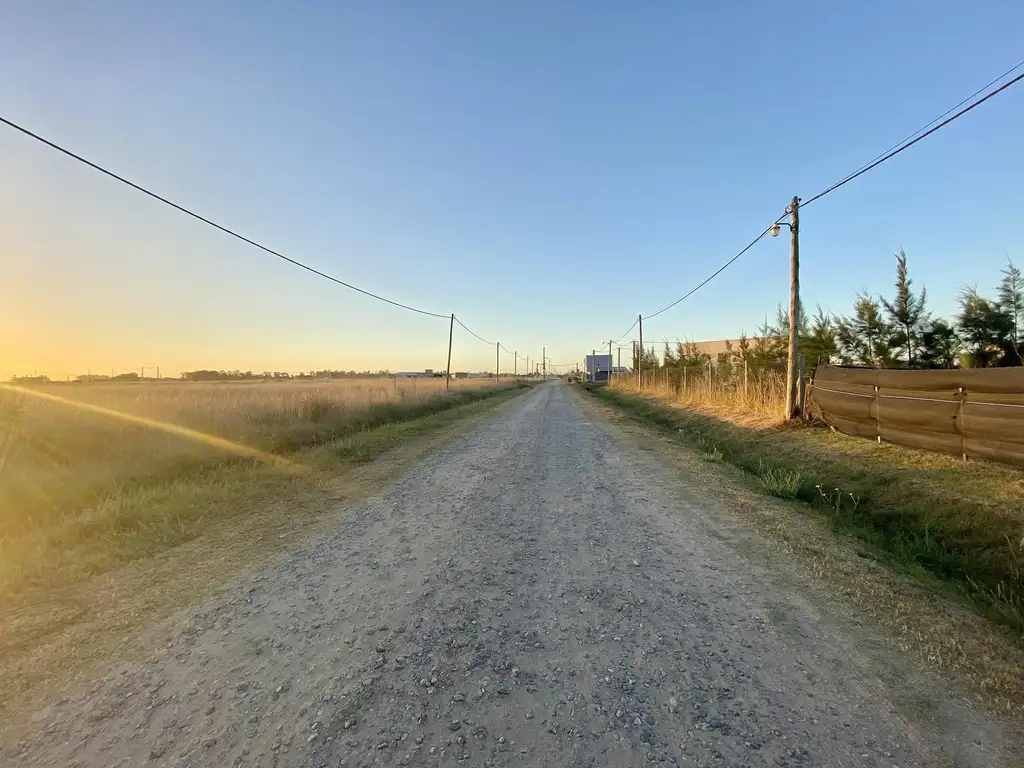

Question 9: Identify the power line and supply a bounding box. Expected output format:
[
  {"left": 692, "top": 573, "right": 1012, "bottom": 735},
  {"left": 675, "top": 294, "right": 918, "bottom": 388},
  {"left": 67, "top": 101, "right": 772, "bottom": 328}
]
[
  {"left": 802, "top": 66, "right": 1024, "bottom": 207},
  {"left": 453, "top": 317, "right": 494, "bottom": 346},
  {"left": 609, "top": 60, "right": 1024, "bottom": 330},
  {"left": 611, "top": 317, "right": 639, "bottom": 344},
  {"left": 0, "top": 115, "right": 450, "bottom": 319},
  {"left": 643, "top": 220, "right": 784, "bottom": 321},
  {"left": 802, "top": 60, "right": 1024, "bottom": 209}
]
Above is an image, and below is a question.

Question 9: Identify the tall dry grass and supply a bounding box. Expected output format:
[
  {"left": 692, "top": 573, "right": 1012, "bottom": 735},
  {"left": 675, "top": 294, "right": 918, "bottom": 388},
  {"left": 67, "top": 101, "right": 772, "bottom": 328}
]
[
  {"left": 0, "top": 377, "right": 500, "bottom": 545},
  {"left": 609, "top": 363, "right": 788, "bottom": 424}
]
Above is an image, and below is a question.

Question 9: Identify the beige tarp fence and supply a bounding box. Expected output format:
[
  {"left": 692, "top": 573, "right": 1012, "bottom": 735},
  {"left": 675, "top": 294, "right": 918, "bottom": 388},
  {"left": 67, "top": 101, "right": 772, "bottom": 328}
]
[{"left": 806, "top": 366, "right": 1024, "bottom": 468}]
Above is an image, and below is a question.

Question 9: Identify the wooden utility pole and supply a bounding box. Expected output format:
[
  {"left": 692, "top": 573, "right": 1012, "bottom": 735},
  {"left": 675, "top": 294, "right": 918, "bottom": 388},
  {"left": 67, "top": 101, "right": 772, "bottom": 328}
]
[
  {"left": 785, "top": 196, "right": 801, "bottom": 420},
  {"left": 514, "top": 351, "right": 517, "bottom": 379},
  {"left": 637, "top": 314, "right": 643, "bottom": 391},
  {"left": 617, "top": 346, "right": 621, "bottom": 377},
  {"left": 591, "top": 349, "right": 596, "bottom": 382},
  {"left": 542, "top": 347, "right": 546, "bottom": 379},
  {"left": 446, "top": 313, "right": 454, "bottom": 391},
  {"left": 608, "top": 341, "right": 612, "bottom": 384},
  {"left": 496, "top": 342, "right": 500, "bottom": 380}
]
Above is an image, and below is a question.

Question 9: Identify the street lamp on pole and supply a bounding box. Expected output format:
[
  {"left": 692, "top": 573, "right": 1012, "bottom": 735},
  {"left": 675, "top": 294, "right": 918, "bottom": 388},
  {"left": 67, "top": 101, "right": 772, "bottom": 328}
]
[{"left": 771, "top": 196, "right": 801, "bottom": 420}]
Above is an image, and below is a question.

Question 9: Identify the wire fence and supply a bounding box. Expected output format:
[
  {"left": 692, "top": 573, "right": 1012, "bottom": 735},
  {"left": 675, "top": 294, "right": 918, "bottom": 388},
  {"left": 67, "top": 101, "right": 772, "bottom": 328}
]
[{"left": 610, "top": 360, "right": 789, "bottom": 421}]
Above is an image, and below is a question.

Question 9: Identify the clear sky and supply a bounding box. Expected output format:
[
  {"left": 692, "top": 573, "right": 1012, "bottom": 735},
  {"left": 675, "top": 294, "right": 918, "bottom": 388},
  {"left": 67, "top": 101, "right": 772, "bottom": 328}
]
[{"left": 2, "top": 1, "right": 1022, "bottom": 379}]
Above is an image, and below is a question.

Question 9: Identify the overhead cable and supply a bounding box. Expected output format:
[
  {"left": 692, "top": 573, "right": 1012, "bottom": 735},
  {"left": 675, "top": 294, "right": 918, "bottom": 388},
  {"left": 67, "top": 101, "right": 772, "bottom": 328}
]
[
  {"left": 802, "top": 65, "right": 1024, "bottom": 206},
  {"left": 0, "top": 115, "right": 450, "bottom": 318},
  {"left": 453, "top": 317, "right": 494, "bottom": 346}
]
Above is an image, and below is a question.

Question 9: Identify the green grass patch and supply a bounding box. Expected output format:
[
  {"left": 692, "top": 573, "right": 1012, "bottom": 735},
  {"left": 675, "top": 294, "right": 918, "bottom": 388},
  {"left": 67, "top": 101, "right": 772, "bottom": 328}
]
[
  {"left": 584, "top": 385, "right": 1024, "bottom": 637},
  {"left": 758, "top": 460, "right": 802, "bottom": 499}
]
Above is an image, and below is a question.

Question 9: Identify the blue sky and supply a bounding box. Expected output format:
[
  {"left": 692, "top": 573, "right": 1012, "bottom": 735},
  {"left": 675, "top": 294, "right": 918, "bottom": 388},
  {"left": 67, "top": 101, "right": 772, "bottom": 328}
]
[{"left": 1, "top": 1, "right": 1022, "bottom": 377}]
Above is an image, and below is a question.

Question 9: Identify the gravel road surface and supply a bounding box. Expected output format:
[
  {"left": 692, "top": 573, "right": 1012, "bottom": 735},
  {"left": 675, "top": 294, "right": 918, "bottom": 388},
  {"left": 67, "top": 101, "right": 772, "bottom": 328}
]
[{"left": 4, "top": 382, "right": 1014, "bottom": 767}]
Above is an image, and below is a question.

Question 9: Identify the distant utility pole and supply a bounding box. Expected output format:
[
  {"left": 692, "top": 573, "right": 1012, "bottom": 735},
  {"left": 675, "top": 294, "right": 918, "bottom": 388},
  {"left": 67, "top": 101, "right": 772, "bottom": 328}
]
[
  {"left": 496, "top": 342, "right": 500, "bottom": 380},
  {"left": 608, "top": 340, "right": 613, "bottom": 384},
  {"left": 514, "top": 351, "right": 517, "bottom": 378},
  {"left": 592, "top": 348, "right": 596, "bottom": 383},
  {"left": 542, "top": 347, "right": 546, "bottom": 379},
  {"left": 617, "top": 346, "right": 621, "bottom": 374},
  {"left": 446, "top": 313, "right": 454, "bottom": 391},
  {"left": 637, "top": 314, "right": 643, "bottom": 391}
]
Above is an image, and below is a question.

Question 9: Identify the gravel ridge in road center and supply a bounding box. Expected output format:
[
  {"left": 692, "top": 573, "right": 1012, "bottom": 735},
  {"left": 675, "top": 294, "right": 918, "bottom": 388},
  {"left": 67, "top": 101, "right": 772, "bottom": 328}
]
[{"left": 3, "top": 382, "right": 1013, "bottom": 767}]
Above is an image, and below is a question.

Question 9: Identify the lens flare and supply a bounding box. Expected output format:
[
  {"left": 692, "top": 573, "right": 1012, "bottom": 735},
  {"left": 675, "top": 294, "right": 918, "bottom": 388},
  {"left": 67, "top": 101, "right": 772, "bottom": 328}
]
[{"left": 0, "top": 383, "right": 302, "bottom": 473}]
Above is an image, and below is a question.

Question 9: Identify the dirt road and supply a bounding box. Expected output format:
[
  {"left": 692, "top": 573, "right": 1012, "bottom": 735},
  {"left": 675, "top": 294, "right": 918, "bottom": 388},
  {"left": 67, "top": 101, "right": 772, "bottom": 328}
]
[{"left": 4, "top": 382, "right": 1015, "bottom": 767}]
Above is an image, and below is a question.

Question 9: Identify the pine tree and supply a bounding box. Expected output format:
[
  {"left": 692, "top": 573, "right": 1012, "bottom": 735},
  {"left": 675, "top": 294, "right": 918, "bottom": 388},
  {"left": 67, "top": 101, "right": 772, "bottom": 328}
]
[
  {"left": 997, "top": 257, "right": 1023, "bottom": 359},
  {"left": 957, "top": 286, "right": 1015, "bottom": 367},
  {"left": 918, "top": 318, "right": 959, "bottom": 369},
  {"left": 662, "top": 342, "right": 679, "bottom": 369},
  {"left": 835, "top": 293, "right": 893, "bottom": 367},
  {"left": 716, "top": 340, "right": 734, "bottom": 380},
  {"left": 732, "top": 333, "right": 753, "bottom": 368},
  {"left": 804, "top": 306, "right": 839, "bottom": 368},
  {"left": 880, "top": 248, "right": 928, "bottom": 367},
  {"left": 749, "top": 314, "right": 786, "bottom": 367},
  {"left": 677, "top": 340, "right": 711, "bottom": 369}
]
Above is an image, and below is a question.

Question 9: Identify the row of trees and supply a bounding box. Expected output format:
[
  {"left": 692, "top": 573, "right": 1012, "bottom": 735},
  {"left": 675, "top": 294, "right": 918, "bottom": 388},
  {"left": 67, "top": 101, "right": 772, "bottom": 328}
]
[
  {"left": 797, "top": 251, "right": 1023, "bottom": 369},
  {"left": 635, "top": 252, "right": 1023, "bottom": 372}
]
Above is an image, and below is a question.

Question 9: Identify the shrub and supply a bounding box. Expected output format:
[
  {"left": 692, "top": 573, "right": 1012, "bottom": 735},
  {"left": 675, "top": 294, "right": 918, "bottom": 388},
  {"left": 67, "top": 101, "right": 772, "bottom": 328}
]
[{"left": 758, "top": 460, "right": 802, "bottom": 499}]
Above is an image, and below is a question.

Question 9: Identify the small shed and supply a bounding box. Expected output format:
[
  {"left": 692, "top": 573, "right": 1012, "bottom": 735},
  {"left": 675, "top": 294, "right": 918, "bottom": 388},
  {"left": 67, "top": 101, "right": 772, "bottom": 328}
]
[{"left": 585, "top": 354, "right": 613, "bottom": 383}]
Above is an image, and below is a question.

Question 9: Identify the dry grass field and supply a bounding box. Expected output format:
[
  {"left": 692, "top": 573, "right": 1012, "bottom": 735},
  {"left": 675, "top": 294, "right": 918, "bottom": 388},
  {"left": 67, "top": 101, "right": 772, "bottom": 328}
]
[
  {"left": 0, "top": 377, "right": 505, "bottom": 598},
  {"left": 610, "top": 365, "right": 787, "bottom": 425}
]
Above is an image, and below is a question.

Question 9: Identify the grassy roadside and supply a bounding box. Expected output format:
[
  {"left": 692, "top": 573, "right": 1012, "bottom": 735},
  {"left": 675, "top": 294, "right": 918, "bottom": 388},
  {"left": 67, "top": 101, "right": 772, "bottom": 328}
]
[
  {"left": 2, "top": 378, "right": 509, "bottom": 545},
  {"left": 1, "top": 383, "right": 527, "bottom": 599},
  {"left": 582, "top": 385, "right": 1024, "bottom": 638},
  {"left": 1, "top": 384, "right": 529, "bottom": 728}
]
